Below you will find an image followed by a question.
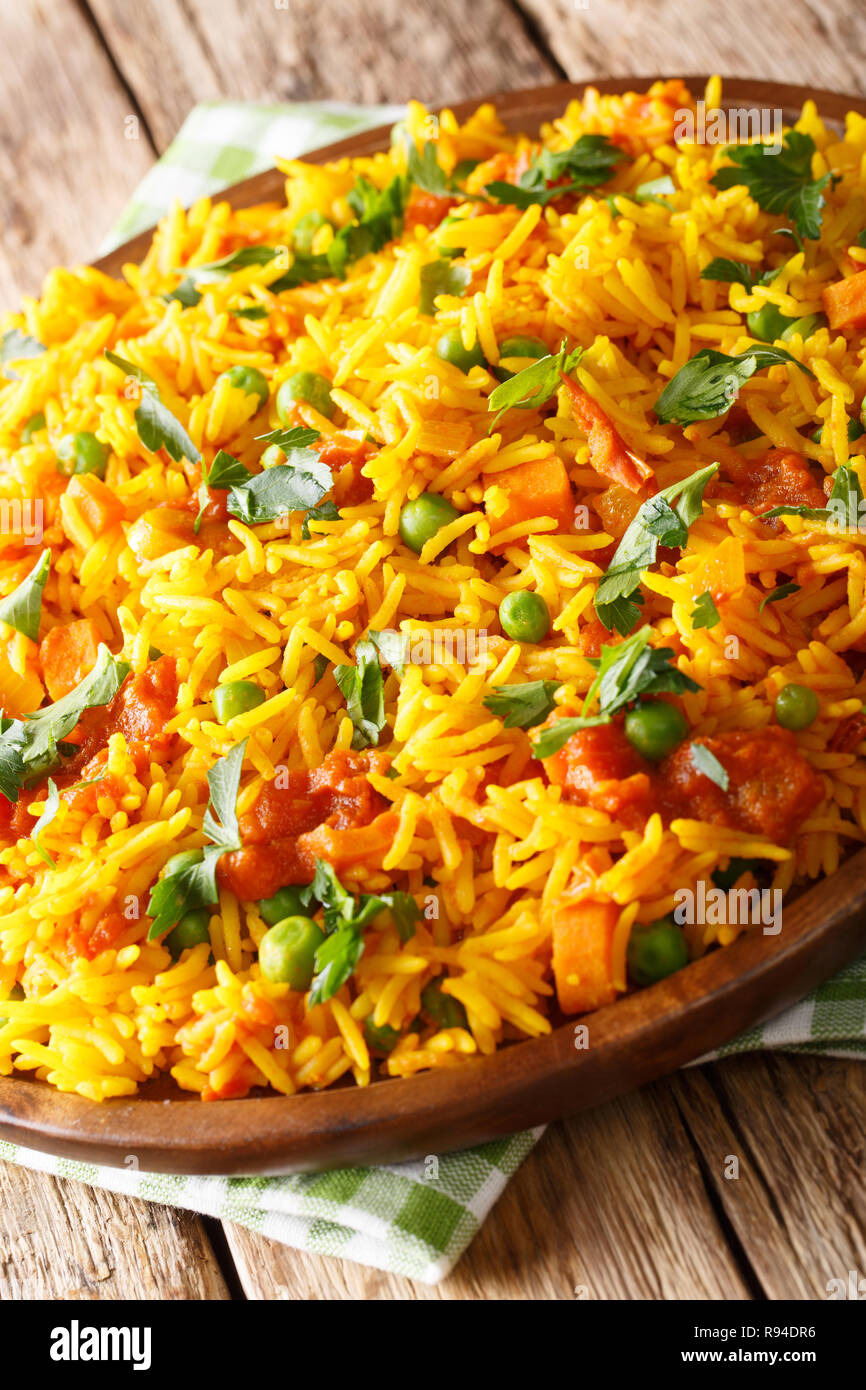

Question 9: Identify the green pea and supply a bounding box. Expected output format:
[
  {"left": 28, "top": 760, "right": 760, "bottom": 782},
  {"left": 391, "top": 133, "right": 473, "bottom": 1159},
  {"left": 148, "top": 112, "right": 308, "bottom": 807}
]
[
  {"left": 162, "top": 849, "right": 204, "bottom": 878},
  {"left": 259, "top": 885, "right": 308, "bottom": 927},
  {"left": 624, "top": 701, "right": 688, "bottom": 761},
  {"left": 213, "top": 680, "right": 266, "bottom": 724},
  {"left": 627, "top": 916, "right": 689, "bottom": 987},
  {"left": 746, "top": 303, "right": 798, "bottom": 342},
  {"left": 398, "top": 492, "right": 461, "bottom": 554},
  {"left": 434, "top": 328, "right": 486, "bottom": 374},
  {"left": 775, "top": 682, "right": 819, "bottom": 731},
  {"left": 493, "top": 336, "right": 549, "bottom": 382},
  {"left": 780, "top": 313, "right": 826, "bottom": 343},
  {"left": 0, "top": 982, "right": 25, "bottom": 1028},
  {"left": 292, "top": 210, "right": 331, "bottom": 254},
  {"left": 165, "top": 909, "right": 211, "bottom": 959},
  {"left": 22, "top": 411, "right": 46, "bottom": 442},
  {"left": 259, "top": 915, "right": 325, "bottom": 989},
  {"left": 57, "top": 430, "right": 110, "bottom": 478},
  {"left": 363, "top": 1018, "right": 401, "bottom": 1054},
  {"left": 499, "top": 590, "right": 551, "bottom": 644},
  {"left": 218, "top": 364, "right": 269, "bottom": 411},
  {"left": 420, "top": 979, "right": 468, "bottom": 1030},
  {"left": 276, "top": 370, "right": 335, "bottom": 421}
]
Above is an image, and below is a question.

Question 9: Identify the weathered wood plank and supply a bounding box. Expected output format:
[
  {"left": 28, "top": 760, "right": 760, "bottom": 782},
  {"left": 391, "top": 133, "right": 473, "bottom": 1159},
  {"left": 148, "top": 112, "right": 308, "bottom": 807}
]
[
  {"left": 87, "top": 0, "right": 557, "bottom": 152},
  {"left": 520, "top": 0, "right": 866, "bottom": 94},
  {"left": 224, "top": 1082, "right": 750, "bottom": 1300},
  {"left": 0, "top": 1164, "right": 229, "bottom": 1299},
  {"left": 671, "top": 1054, "right": 866, "bottom": 1299},
  {"left": 0, "top": 0, "right": 155, "bottom": 305}
]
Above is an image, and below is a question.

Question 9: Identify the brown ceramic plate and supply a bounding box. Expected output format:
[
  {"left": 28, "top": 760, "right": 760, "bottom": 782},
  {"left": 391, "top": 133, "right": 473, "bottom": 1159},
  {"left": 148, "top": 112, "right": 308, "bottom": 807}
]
[{"left": 2, "top": 77, "right": 866, "bottom": 1174}]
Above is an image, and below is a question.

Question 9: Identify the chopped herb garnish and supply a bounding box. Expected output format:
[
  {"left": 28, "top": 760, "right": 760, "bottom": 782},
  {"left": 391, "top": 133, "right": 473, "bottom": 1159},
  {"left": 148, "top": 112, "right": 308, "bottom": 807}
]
[
  {"left": 301, "top": 498, "right": 340, "bottom": 539},
  {"left": 227, "top": 445, "right": 331, "bottom": 525},
  {"left": 595, "top": 463, "right": 719, "bottom": 634},
  {"left": 30, "top": 778, "right": 60, "bottom": 867},
  {"left": 1, "top": 329, "right": 45, "bottom": 380},
  {"left": 105, "top": 350, "right": 200, "bottom": 463},
  {"left": 307, "top": 860, "right": 420, "bottom": 1003},
  {"left": 711, "top": 131, "right": 830, "bottom": 241},
  {"left": 689, "top": 741, "right": 729, "bottom": 791},
  {"left": 486, "top": 134, "right": 627, "bottom": 209},
  {"left": 333, "top": 639, "right": 387, "bottom": 750},
  {"left": 759, "top": 582, "right": 800, "bottom": 611},
  {"left": 0, "top": 550, "right": 50, "bottom": 641},
  {"left": 230, "top": 305, "right": 270, "bottom": 321},
  {"left": 487, "top": 342, "right": 583, "bottom": 431},
  {"left": 532, "top": 626, "right": 699, "bottom": 757},
  {"left": 312, "top": 653, "right": 329, "bottom": 685},
  {"left": 654, "top": 345, "right": 812, "bottom": 425},
  {"left": 699, "top": 257, "right": 776, "bottom": 288},
  {"left": 147, "top": 739, "right": 247, "bottom": 939},
  {"left": 368, "top": 628, "right": 409, "bottom": 677},
  {"left": 690, "top": 590, "right": 720, "bottom": 630},
  {"left": 0, "top": 645, "right": 129, "bottom": 803},
  {"left": 607, "top": 175, "right": 675, "bottom": 214},
  {"left": 419, "top": 259, "right": 472, "bottom": 315},
  {"left": 194, "top": 450, "right": 252, "bottom": 532},
  {"left": 484, "top": 680, "right": 561, "bottom": 729}
]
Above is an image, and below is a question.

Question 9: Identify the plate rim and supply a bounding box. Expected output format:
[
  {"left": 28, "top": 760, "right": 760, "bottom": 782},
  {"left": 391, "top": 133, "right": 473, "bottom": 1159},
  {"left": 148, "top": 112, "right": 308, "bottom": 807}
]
[{"left": 5, "top": 74, "right": 866, "bottom": 1173}]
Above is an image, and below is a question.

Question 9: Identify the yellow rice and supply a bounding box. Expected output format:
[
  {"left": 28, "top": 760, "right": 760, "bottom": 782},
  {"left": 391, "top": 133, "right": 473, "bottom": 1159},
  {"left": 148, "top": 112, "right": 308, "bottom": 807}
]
[{"left": 0, "top": 76, "right": 865, "bottom": 1101}]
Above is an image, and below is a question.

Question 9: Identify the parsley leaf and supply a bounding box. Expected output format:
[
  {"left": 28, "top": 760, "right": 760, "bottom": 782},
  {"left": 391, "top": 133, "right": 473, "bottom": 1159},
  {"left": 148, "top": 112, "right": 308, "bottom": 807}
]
[
  {"left": 227, "top": 455, "right": 332, "bottom": 525},
  {"left": 169, "top": 246, "right": 283, "bottom": 303},
  {"left": 483, "top": 680, "right": 561, "bottom": 729},
  {"left": 691, "top": 591, "right": 720, "bottom": 629},
  {"left": 1, "top": 329, "right": 45, "bottom": 380},
  {"left": 486, "top": 135, "right": 627, "bottom": 208},
  {"left": 487, "top": 342, "right": 583, "bottom": 431},
  {"left": 147, "top": 739, "right": 247, "bottom": 938},
  {"left": 654, "top": 346, "right": 812, "bottom": 425},
  {"left": 194, "top": 450, "right": 252, "bottom": 532},
  {"left": 689, "top": 742, "right": 729, "bottom": 791},
  {"left": 333, "top": 639, "right": 386, "bottom": 750},
  {"left": 368, "top": 628, "right": 409, "bottom": 677},
  {"left": 0, "top": 645, "right": 129, "bottom": 802},
  {"left": 0, "top": 550, "right": 50, "bottom": 640},
  {"left": 532, "top": 625, "right": 699, "bottom": 758},
  {"left": 104, "top": 350, "right": 200, "bottom": 463},
  {"left": 419, "top": 259, "right": 472, "bottom": 315},
  {"left": 595, "top": 463, "right": 719, "bottom": 633},
  {"left": 307, "top": 860, "right": 420, "bottom": 1003},
  {"left": 759, "top": 581, "right": 800, "bottom": 612},
  {"left": 607, "top": 175, "right": 675, "bottom": 214},
  {"left": 255, "top": 425, "right": 320, "bottom": 451},
  {"left": 230, "top": 304, "right": 270, "bottom": 320},
  {"left": 30, "top": 777, "right": 60, "bottom": 867},
  {"left": 405, "top": 138, "right": 454, "bottom": 197},
  {"left": 301, "top": 498, "right": 340, "bottom": 539},
  {"left": 711, "top": 131, "right": 830, "bottom": 241},
  {"left": 699, "top": 257, "right": 774, "bottom": 288}
]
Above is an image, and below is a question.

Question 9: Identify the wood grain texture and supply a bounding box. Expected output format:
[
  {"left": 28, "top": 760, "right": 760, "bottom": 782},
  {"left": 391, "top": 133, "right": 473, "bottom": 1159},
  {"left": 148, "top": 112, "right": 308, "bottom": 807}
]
[
  {"left": 0, "top": 1164, "right": 229, "bottom": 1299},
  {"left": 522, "top": 0, "right": 866, "bottom": 93},
  {"left": 224, "top": 1084, "right": 750, "bottom": 1299},
  {"left": 86, "top": 0, "right": 557, "bottom": 151},
  {"left": 0, "top": 0, "right": 155, "bottom": 304},
  {"left": 671, "top": 1055, "right": 866, "bottom": 1299}
]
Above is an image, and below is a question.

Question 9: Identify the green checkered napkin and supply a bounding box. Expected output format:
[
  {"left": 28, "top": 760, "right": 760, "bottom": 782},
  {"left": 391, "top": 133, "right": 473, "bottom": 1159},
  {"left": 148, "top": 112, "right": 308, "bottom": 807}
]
[{"left": 5, "top": 103, "right": 866, "bottom": 1285}]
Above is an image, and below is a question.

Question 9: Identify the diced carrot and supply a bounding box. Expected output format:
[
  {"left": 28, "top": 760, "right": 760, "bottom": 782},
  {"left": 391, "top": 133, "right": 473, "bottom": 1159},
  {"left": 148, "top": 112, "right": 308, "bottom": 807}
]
[
  {"left": 484, "top": 455, "right": 574, "bottom": 538},
  {"left": 560, "top": 376, "right": 654, "bottom": 492},
  {"left": 39, "top": 618, "right": 102, "bottom": 700},
  {"left": 822, "top": 269, "right": 866, "bottom": 330},
  {"left": 59, "top": 474, "right": 125, "bottom": 546},
  {"left": 690, "top": 535, "right": 746, "bottom": 603},
  {"left": 549, "top": 896, "right": 620, "bottom": 1014}
]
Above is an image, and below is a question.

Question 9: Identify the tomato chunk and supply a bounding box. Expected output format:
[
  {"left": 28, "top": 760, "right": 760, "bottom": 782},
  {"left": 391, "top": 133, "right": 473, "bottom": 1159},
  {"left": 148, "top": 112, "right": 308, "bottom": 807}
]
[
  {"left": 39, "top": 618, "right": 102, "bottom": 700},
  {"left": 823, "top": 269, "right": 866, "bottom": 330},
  {"left": 560, "top": 377, "right": 654, "bottom": 493}
]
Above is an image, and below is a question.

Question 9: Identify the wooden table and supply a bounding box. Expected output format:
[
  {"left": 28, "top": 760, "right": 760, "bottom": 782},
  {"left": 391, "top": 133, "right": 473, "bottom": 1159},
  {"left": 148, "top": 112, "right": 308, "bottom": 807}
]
[{"left": 2, "top": 0, "right": 866, "bottom": 1301}]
